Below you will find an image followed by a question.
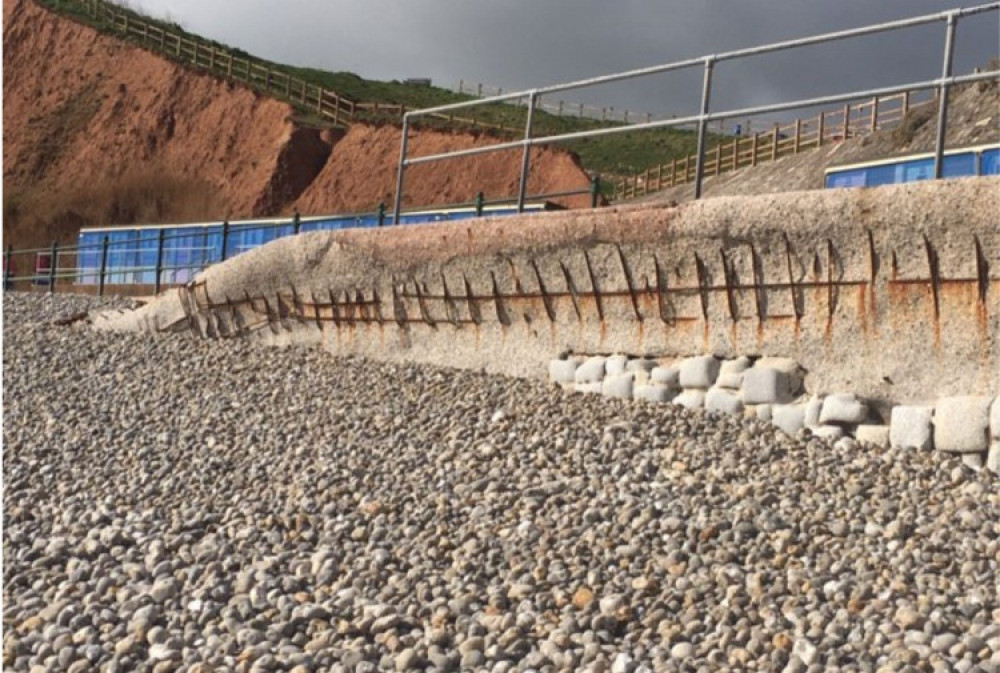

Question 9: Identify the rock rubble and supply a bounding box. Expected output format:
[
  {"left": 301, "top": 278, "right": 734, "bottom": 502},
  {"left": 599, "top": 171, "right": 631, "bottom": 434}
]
[{"left": 4, "top": 293, "right": 999, "bottom": 672}]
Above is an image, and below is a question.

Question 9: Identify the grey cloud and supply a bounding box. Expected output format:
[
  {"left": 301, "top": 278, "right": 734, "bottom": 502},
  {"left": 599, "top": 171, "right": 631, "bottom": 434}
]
[{"left": 132, "top": 0, "right": 997, "bottom": 120}]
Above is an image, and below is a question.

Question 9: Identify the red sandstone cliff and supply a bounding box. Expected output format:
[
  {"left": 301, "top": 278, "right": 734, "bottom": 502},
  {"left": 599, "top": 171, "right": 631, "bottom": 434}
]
[{"left": 2, "top": 0, "right": 592, "bottom": 247}]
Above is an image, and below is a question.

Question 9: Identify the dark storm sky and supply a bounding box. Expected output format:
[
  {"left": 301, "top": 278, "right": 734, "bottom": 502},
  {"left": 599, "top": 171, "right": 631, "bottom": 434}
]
[{"left": 129, "top": 1, "right": 999, "bottom": 121}]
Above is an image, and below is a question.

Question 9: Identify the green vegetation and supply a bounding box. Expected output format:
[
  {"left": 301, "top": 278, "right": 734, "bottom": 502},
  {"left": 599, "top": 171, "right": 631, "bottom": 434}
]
[{"left": 37, "top": 0, "right": 722, "bottom": 177}]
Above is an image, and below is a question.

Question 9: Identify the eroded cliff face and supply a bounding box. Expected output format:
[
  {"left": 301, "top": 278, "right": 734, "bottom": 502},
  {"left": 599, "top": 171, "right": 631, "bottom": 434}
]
[{"left": 2, "top": 0, "right": 592, "bottom": 247}]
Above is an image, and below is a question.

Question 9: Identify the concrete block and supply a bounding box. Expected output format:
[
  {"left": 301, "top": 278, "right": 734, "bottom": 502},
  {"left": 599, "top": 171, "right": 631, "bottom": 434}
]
[
  {"left": 650, "top": 365, "right": 680, "bottom": 386},
  {"left": 633, "top": 369, "right": 651, "bottom": 386},
  {"left": 772, "top": 404, "right": 806, "bottom": 436},
  {"left": 575, "top": 382, "right": 604, "bottom": 395},
  {"left": 605, "top": 355, "right": 628, "bottom": 376},
  {"left": 743, "top": 368, "right": 795, "bottom": 404},
  {"left": 804, "top": 396, "right": 824, "bottom": 428},
  {"left": 719, "top": 356, "right": 752, "bottom": 376},
  {"left": 890, "top": 405, "right": 934, "bottom": 451},
  {"left": 626, "top": 358, "right": 657, "bottom": 374},
  {"left": 988, "top": 440, "right": 1000, "bottom": 475},
  {"left": 756, "top": 404, "right": 773, "bottom": 422},
  {"left": 934, "top": 396, "right": 992, "bottom": 453},
  {"left": 705, "top": 388, "right": 744, "bottom": 416},
  {"left": 673, "top": 389, "right": 706, "bottom": 410},
  {"left": 678, "top": 356, "right": 720, "bottom": 389},
  {"left": 819, "top": 393, "right": 869, "bottom": 425},
  {"left": 991, "top": 397, "right": 1000, "bottom": 440},
  {"left": 634, "top": 383, "right": 678, "bottom": 404},
  {"left": 961, "top": 453, "right": 984, "bottom": 471},
  {"left": 812, "top": 425, "right": 845, "bottom": 441},
  {"left": 574, "top": 356, "right": 607, "bottom": 384},
  {"left": 601, "top": 373, "right": 634, "bottom": 400},
  {"left": 754, "top": 357, "right": 803, "bottom": 393},
  {"left": 549, "top": 359, "right": 579, "bottom": 384},
  {"left": 855, "top": 425, "right": 890, "bottom": 448},
  {"left": 715, "top": 373, "right": 744, "bottom": 390}
]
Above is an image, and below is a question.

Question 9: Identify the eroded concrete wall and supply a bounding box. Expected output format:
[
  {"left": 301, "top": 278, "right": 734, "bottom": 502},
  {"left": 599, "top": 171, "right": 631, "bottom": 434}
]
[{"left": 95, "top": 177, "right": 1000, "bottom": 405}]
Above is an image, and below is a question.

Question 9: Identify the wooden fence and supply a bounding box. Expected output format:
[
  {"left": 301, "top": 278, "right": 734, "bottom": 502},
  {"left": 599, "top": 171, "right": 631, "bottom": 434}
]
[
  {"left": 612, "top": 90, "right": 937, "bottom": 200},
  {"left": 46, "top": 0, "right": 519, "bottom": 133},
  {"left": 456, "top": 80, "right": 668, "bottom": 126}
]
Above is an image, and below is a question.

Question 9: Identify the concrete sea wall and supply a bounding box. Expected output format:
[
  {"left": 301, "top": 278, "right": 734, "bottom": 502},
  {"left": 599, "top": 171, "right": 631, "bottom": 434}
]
[{"left": 95, "top": 177, "right": 999, "bottom": 410}]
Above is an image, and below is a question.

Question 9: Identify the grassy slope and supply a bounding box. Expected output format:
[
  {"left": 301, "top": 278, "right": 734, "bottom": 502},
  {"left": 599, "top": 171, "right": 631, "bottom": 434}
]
[{"left": 37, "top": 0, "right": 721, "bottom": 178}]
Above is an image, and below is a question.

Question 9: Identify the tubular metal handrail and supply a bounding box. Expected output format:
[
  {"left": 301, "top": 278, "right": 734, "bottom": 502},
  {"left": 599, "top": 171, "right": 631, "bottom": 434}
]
[{"left": 394, "top": 3, "right": 1000, "bottom": 220}]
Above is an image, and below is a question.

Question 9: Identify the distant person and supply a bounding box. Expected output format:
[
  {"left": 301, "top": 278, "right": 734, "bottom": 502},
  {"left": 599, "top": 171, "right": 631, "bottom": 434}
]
[{"left": 733, "top": 123, "right": 742, "bottom": 137}]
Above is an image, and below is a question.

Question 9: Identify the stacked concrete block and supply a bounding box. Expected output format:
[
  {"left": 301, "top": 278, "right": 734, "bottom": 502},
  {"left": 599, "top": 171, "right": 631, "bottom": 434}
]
[
  {"left": 855, "top": 424, "right": 890, "bottom": 448},
  {"left": 705, "top": 388, "right": 743, "bottom": 416},
  {"left": 772, "top": 404, "right": 806, "bottom": 436},
  {"left": 634, "top": 383, "right": 678, "bottom": 404},
  {"left": 716, "top": 356, "right": 751, "bottom": 390},
  {"left": 933, "top": 396, "right": 991, "bottom": 454},
  {"left": 674, "top": 389, "right": 706, "bottom": 410},
  {"left": 803, "top": 396, "right": 823, "bottom": 428},
  {"left": 548, "top": 358, "right": 580, "bottom": 385},
  {"left": 745, "top": 358, "right": 804, "bottom": 403},
  {"left": 679, "top": 356, "right": 720, "bottom": 389},
  {"left": 548, "top": 354, "right": 998, "bottom": 474},
  {"left": 820, "top": 394, "right": 869, "bottom": 425},
  {"left": 602, "top": 373, "right": 634, "bottom": 400},
  {"left": 672, "top": 356, "right": 721, "bottom": 410},
  {"left": 650, "top": 365, "right": 680, "bottom": 386},
  {"left": 890, "top": 406, "right": 934, "bottom": 451},
  {"left": 605, "top": 354, "right": 629, "bottom": 376},
  {"left": 574, "top": 356, "right": 607, "bottom": 385},
  {"left": 626, "top": 358, "right": 657, "bottom": 375}
]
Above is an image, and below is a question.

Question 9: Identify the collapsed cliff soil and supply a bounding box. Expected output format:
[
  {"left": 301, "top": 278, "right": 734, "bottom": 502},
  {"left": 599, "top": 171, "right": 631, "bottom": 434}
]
[{"left": 2, "top": 0, "right": 592, "bottom": 249}]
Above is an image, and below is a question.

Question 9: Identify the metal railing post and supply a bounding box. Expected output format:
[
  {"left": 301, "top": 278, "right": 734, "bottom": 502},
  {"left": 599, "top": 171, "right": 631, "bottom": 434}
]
[
  {"left": 934, "top": 13, "right": 957, "bottom": 179},
  {"left": 517, "top": 92, "right": 539, "bottom": 213},
  {"left": 98, "top": 236, "right": 109, "bottom": 297},
  {"left": 48, "top": 241, "right": 59, "bottom": 293},
  {"left": 221, "top": 220, "right": 230, "bottom": 262},
  {"left": 475, "top": 192, "right": 484, "bottom": 217},
  {"left": 377, "top": 202, "right": 386, "bottom": 227},
  {"left": 693, "top": 57, "right": 715, "bottom": 200},
  {"left": 3, "top": 245, "right": 12, "bottom": 292},
  {"left": 293, "top": 211, "right": 301, "bottom": 235},
  {"left": 393, "top": 116, "right": 410, "bottom": 224},
  {"left": 154, "top": 229, "right": 166, "bottom": 294},
  {"left": 590, "top": 175, "right": 601, "bottom": 208}
]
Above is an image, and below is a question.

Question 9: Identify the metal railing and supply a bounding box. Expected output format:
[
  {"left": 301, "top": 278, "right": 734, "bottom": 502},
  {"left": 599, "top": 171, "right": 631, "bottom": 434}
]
[
  {"left": 394, "top": 3, "right": 1000, "bottom": 219},
  {"left": 2, "top": 188, "right": 601, "bottom": 296}
]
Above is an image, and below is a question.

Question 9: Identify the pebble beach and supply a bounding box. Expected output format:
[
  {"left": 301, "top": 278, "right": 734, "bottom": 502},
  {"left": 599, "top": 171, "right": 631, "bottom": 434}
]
[{"left": 3, "top": 293, "right": 999, "bottom": 672}]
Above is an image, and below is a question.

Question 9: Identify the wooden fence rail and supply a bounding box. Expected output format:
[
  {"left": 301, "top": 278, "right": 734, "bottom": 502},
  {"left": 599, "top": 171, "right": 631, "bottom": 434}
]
[
  {"left": 612, "top": 89, "right": 936, "bottom": 200},
  {"left": 44, "top": 0, "right": 529, "bottom": 135}
]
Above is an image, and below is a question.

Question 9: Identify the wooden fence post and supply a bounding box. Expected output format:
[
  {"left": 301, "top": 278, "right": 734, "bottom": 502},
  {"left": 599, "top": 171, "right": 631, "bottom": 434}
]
[
  {"left": 842, "top": 104, "right": 850, "bottom": 140},
  {"left": 751, "top": 133, "right": 759, "bottom": 166},
  {"left": 771, "top": 125, "right": 779, "bottom": 161},
  {"left": 903, "top": 91, "right": 910, "bottom": 118},
  {"left": 714, "top": 144, "right": 722, "bottom": 175},
  {"left": 870, "top": 96, "right": 878, "bottom": 132},
  {"left": 670, "top": 159, "right": 677, "bottom": 186},
  {"left": 793, "top": 119, "right": 801, "bottom": 153},
  {"left": 817, "top": 112, "right": 824, "bottom": 147},
  {"left": 732, "top": 137, "right": 739, "bottom": 170}
]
